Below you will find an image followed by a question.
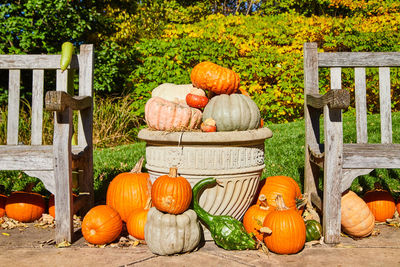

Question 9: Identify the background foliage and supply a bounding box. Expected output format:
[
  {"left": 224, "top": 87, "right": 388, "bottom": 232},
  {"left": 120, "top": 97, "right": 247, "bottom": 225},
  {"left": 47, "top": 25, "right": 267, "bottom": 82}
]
[{"left": 1, "top": 0, "right": 400, "bottom": 128}]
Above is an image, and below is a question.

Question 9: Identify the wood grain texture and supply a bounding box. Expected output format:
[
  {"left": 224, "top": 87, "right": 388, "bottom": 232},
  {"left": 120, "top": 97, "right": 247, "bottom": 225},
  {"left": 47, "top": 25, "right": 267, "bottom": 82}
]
[
  {"left": 355, "top": 68, "right": 368, "bottom": 143},
  {"left": 318, "top": 52, "right": 400, "bottom": 67},
  {"left": 45, "top": 91, "right": 92, "bottom": 112},
  {"left": 379, "top": 67, "right": 392, "bottom": 144},
  {"left": 7, "top": 70, "right": 20, "bottom": 145},
  {"left": 32, "top": 69, "right": 44, "bottom": 145},
  {"left": 343, "top": 144, "right": 400, "bottom": 169},
  {"left": 0, "top": 55, "right": 79, "bottom": 69},
  {"left": 306, "top": 89, "right": 350, "bottom": 109}
]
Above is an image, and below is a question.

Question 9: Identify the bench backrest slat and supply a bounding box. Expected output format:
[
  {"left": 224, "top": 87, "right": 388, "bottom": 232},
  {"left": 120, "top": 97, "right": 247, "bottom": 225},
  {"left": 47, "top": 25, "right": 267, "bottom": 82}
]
[
  {"left": 32, "top": 69, "right": 44, "bottom": 145},
  {"left": 0, "top": 55, "right": 79, "bottom": 69},
  {"left": 354, "top": 67, "right": 368, "bottom": 143},
  {"left": 318, "top": 52, "right": 400, "bottom": 67},
  {"left": 379, "top": 67, "right": 392, "bottom": 144},
  {"left": 7, "top": 70, "right": 20, "bottom": 145}
]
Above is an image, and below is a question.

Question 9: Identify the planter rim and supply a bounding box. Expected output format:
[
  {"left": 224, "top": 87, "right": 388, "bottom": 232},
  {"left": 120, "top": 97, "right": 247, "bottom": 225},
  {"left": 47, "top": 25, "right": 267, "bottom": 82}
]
[{"left": 138, "top": 127, "right": 273, "bottom": 144}]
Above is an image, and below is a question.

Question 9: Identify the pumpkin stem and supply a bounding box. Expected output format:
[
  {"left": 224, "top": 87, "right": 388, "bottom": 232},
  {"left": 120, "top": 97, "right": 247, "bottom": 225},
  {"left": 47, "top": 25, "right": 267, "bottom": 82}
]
[
  {"left": 168, "top": 167, "right": 178, "bottom": 178},
  {"left": 24, "top": 182, "right": 36, "bottom": 192},
  {"left": 275, "top": 194, "right": 290, "bottom": 211},
  {"left": 373, "top": 182, "right": 383, "bottom": 190},
  {"left": 258, "top": 194, "right": 270, "bottom": 211},
  {"left": 130, "top": 156, "right": 145, "bottom": 173},
  {"left": 144, "top": 197, "right": 152, "bottom": 210},
  {"left": 259, "top": 227, "right": 272, "bottom": 234}
]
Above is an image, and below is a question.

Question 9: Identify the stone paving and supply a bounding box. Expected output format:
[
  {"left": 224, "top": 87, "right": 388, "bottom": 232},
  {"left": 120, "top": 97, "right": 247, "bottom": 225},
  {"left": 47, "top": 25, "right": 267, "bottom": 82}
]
[{"left": 1, "top": 224, "right": 400, "bottom": 266}]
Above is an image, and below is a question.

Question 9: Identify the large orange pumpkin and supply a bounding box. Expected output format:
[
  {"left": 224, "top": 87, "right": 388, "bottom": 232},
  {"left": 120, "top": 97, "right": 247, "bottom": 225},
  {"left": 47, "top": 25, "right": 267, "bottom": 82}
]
[
  {"left": 151, "top": 167, "right": 192, "bottom": 214},
  {"left": 5, "top": 191, "right": 45, "bottom": 222},
  {"left": 363, "top": 183, "right": 396, "bottom": 222},
  {"left": 242, "top": 194, "right": 271, "bottom": 241},
  {"left": 190, "top": 61, "right": 240, "bottom": 95},
  {"left": 82, "top": 205, "right": 123, "bottom": 245},
  {"left": 341, "top": 190, "right": 375, "bottom": 237},
  {"left": 258, "top": 176, "right": 303, "bottom": 214},
  {"left": 263, "top": 194, "right": 306, "bottom": 254},
  {"left": 0, "top": 194, "right": 7, "bottom": 217},
  {"left": 106, "top": 157, "right": 152, "bottom": 222},
  {"left": 126, "top": 206, "right": 149, "bottom": 240}
]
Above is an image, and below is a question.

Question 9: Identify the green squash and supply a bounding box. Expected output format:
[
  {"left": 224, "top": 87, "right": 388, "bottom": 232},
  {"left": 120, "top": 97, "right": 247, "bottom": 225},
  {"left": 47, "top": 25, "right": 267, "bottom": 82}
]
[
  {"left": 305, "top": 220, "right": 322, "bottom": 242},
  {"left": 202, "top": 94, "right": 260, "bottom": 131}
]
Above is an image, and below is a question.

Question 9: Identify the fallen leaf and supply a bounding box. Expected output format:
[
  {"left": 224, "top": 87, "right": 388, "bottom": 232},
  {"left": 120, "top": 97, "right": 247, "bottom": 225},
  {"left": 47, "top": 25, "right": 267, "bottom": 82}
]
[
  {"left": 2, "top": 232, "right": 10, "bottom": 236},
  {"left": 56, "top": 241, "right": 71, "bottom": 248}
]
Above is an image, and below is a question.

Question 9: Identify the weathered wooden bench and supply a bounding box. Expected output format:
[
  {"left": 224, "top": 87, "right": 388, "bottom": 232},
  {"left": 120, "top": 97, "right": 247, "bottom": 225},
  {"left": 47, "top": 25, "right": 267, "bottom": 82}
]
[
  {"left": 303, "top": 42, "right": 400, "bottom": 244},
  {"left": 0, "top": 44, "right": 94, "bottom": 243}
]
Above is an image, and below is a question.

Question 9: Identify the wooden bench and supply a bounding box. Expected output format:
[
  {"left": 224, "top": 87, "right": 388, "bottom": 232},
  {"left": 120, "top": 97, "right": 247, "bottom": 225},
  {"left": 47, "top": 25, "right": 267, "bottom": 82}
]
[
  {"left": 0, "top": 44, "right": 94, "bottom": 243},
  {"left": 303, "top": 42, "right": 400, "bottom": 244}
]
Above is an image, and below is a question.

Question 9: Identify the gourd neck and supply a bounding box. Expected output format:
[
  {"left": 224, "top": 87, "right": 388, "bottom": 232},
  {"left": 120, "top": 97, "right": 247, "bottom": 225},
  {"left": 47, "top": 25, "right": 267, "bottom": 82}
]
[{"left": 192, "top": 178, "right": 216, "bottom": 225}]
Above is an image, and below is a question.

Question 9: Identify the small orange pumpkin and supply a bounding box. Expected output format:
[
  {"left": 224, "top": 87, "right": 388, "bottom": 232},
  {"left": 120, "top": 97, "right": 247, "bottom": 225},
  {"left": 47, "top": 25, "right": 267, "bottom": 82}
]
[
  {"left": 106, "top": 157, "right": 152, "bottom": 222},
  {"left": 190, "top": 61, "right": 240, "bottom": 95},
  {"left": 48, "top": 193, "right": 78, "bottom": 219},
  {"left": 363, "top": 183, "right": 395, "bottom": 222},
  {"left": 263, "top": 194, "right": 306, "bottom": 254},
  {"left": 82, "top": 205, "right": 123, "bottom": 245},
  {"left": 242, "top": 194, "right": 271, "bottom": 241},
  {"left": 5, "top": 191, "right": 45, "bottom": 222},
  {"left": 126, "top": 205, "right": 150, "bottom": 240},
  {"left": 201, "top": 118, "right": 217, "bottom": 132},
  {"left": 341, "top": 190, "right": 375, "bottom": 237},
  {"left": 258, "top": 176, "right": 303, "bottom": 214},
  {"left": 186, "top": 88, "right": 208, "bottom": 109},
  {"left": 151, "top": 167, "right": 192, "bottom": 214},
  {"left": 0, "top": 194, "right": 7, "bottom": 217}
]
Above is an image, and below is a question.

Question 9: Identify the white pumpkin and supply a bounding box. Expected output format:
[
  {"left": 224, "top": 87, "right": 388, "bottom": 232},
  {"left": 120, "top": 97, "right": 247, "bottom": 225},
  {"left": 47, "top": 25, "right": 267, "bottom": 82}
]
[
  {"left": 151, "top": 83, "right": 194, "bottom": 104},
  {"left": 144, "top": 207, "right": 201, "bottom": 255}
]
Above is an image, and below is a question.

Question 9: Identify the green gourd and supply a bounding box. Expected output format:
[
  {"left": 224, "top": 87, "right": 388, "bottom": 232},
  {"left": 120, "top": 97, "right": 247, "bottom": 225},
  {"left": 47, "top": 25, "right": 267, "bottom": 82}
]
[
  {"left": 192, "top": 177, "right": 256, "bottom": 250},
  {"left": 60, "top": 41, "right": 74, "bottom": 73},
  {"left": 202, "top": 94, "right": 260, "bottom": 132},
  {"left": 305, "top": 220, "right": 322, "bottom": 242}
]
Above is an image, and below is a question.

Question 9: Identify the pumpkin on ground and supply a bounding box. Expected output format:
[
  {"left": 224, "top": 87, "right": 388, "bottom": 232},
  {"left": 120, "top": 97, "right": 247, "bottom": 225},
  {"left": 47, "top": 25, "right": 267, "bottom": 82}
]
[
  {"left": 48, "top": 193, "right": 78, "bottom": 219},
  {"left": 145, "top": 97, "right": 202, "bottom": 131},
  {"left": 144, "top": 207, "right": 201, "bottom": 255},
  {"left": 341, "top": 190, "right": 375, "bottom": 237},
  {"left": 0, "top": 194, "right": 7, "bottom": 217},
  {"left": 363, "top": 183, "right": 396, "bottom": 222},
  {"left": 242, "top": 194, "right": 271, "bottom": 241},
  {"left": 258, "top": 176, "right": 304, "bottom": 215},
  {"left": 190, "top": 61, "right": 240, "bottom": 95},
  {"left": 151, "top": 167, "right": 192, "bottom": 214},
  {"left": 81, "top": 205, "right": 123, "bottom": 245},
  {"left": 151, "top": 83, "right": 194, "bottom": 104},
  {"left": 263, "top": 194, "right": 306, "bottom": 254},
  {"left": 106, "top": 157, "right": 152, "bottom": 222},
  {"left": 202, "top": 94, "right": 261, "bottom": 131},
  {"left": 126, "top": 200, "right": 151, "bottom": 240},
  {"left": 5, "top": 191, "right": 45, "bottom": 222},
  {"left": 305, "top": 220, "right": 322, "bottom": 242}
]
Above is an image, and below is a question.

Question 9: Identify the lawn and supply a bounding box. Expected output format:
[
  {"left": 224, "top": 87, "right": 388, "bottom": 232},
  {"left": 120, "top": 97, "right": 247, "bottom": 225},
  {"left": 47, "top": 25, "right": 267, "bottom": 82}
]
[{"left": 1, "top": 111, "right": 399, "bottom": 202}]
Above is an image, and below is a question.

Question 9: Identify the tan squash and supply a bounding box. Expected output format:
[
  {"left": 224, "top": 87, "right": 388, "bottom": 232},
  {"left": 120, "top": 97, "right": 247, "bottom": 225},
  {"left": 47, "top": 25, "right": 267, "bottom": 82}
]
[
  {"left": 151, "top": 83, "right": 194, "bottom": 104},
  {"left": 145, "top": 97, "right": 202, "bottom": 131},
  {"left": 341, "top": 190, "right": 375, "bottom": 237}
]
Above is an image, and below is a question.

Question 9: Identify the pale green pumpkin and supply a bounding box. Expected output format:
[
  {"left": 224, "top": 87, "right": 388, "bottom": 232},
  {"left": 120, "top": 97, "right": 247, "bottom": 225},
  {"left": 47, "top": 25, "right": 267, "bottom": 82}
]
[{"left": 202, "top": 94, "right": 261, "bottom": 131}]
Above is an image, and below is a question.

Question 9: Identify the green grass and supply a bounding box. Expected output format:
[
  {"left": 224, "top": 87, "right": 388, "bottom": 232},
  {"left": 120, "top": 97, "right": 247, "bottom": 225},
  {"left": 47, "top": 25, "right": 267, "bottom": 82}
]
[{"left": 1, "top": 112, "right": 399, "bottom": 202}]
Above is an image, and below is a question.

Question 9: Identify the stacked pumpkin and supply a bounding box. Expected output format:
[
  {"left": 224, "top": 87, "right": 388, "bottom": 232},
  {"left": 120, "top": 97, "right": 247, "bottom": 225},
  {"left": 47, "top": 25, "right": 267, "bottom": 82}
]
[{"left": 144, "top": 61, "right": 262, "bottom": 132}]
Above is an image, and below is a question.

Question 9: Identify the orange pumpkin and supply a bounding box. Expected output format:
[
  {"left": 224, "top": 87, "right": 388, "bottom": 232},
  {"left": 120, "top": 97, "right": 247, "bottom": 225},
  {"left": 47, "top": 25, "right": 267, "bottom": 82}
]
[
  {"left": 186, "top": 88, "right": 208, "bottom": 109},
  {"left": 242, "top": 194, "right": 271, "bottom": 241},
  {"left": 126, "top": 206, "right": 149, "bottom": 240},
  {"left": 106, "top": 157, "right": 152, "bottom": 222},
  {"left": 0, "top": 194, "right": 7, "bottom": 217},
  {"left": 5, "top": 191, "right": 45, "bottom": 222},
  {"left": 82, "top": 205, "right": 123, "bottom": 245},
  {"left": 190, "top": 61, "right": 240, "bottom": 95},
  {"left": 151, "top": 167, "right": 192, "bottom": 214},
  {"left": 363, "top": 183, "right": 395, "bottom": 222},
  {"left": 48, "top": 193, "right": 78, "bottom": 219},
  {"left": 145, "top": 97, "right": 202, "bottom": 131},
  {"left": 258, "top": 176, "right": 303, "bottom": 214},
  {"left": 341, "top": 190, "right": 375, "bottom": 237},
  {"left": 263, "top": 194, "right": 306, "bottom": 254}
]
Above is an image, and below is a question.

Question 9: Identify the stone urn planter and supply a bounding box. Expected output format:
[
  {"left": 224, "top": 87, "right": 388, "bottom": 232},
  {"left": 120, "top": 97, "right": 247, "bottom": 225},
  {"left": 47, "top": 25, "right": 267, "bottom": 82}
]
[{"left": 138, "top": 127, "right": 273, "bottom": 222}]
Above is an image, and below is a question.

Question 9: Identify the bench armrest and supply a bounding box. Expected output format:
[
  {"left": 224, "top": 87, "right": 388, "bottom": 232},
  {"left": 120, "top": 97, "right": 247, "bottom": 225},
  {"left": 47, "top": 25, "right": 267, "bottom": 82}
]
[
  {"left": 306, "top": 89, "right": 350, "bottom": 110},
  {"left": 45, "top": 91, "right": 92, "bottom": 112}
]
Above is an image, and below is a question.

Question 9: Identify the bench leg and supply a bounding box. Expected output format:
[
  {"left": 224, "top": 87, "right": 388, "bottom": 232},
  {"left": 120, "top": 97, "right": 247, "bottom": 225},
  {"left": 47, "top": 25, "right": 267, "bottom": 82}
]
[
  {"left": 53, "top": 107, "right": 74, "bottom": 243},
  {"left": 323, "top": 107, "right": 343, "bottom": 244}
]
